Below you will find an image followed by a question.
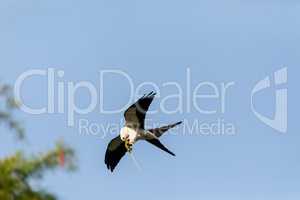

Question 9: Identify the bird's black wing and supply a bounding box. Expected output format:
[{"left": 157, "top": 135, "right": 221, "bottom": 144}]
[
  {"left": 124, "top": 92, "right": 156, "bottom": 130},
  {"left": 105, "top": 136, "right": 127, "bottom": 172},
  {"left": 146, "top": 139, "right": 176, "bottom": 156}
]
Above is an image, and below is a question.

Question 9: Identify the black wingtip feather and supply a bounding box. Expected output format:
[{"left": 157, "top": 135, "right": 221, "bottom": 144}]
[
  {"left": 146, "top": 91, "right": 156, "bottom": 97},
  {"left": 175, "top": 121, "right": 183, "bottom": 125}
]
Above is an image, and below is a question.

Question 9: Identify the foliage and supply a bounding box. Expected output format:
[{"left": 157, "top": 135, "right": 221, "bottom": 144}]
[
  {"left": 0, "top": 82, "right": 76, "bottom": 200},
  {"left": 0, "top": 83, "right": 24, "bottom": 139}
]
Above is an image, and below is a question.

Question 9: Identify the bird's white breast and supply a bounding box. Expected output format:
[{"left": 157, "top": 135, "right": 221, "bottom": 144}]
[{"left": 120, "top": 127, "right": 139, "bottom": 144}]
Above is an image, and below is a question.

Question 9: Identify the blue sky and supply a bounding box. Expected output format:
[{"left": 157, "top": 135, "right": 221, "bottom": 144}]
[{"left": 0, "top": 1, "right": 299, "bottom": 200}]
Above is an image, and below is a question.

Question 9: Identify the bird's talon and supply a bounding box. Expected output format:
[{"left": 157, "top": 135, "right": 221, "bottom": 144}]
[{"left": 125, "top": 140, "right": 133, "bottom": 153}]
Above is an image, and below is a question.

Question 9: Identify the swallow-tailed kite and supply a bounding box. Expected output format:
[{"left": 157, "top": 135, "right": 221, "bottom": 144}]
[{"left": 105, "top": 92, "right": 182, "bottom": 172}]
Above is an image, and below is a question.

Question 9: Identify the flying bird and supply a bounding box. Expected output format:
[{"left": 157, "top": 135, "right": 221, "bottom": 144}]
[{"left": 105, "top": 92, "right": 182, "bottom": 172}]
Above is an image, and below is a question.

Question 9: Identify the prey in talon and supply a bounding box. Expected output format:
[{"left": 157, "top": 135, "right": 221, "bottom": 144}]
[{"left": 125, "top": 138, "right": 133, "bottom": 153}]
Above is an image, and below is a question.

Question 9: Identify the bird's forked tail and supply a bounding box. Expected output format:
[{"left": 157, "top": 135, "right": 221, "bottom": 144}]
[{"left": 145, "top": 121, "right": 182, "bottom": 156}]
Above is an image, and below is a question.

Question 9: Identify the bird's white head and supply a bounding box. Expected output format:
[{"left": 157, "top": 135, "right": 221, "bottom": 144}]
[{"left": 120, "top": 127, "right": 130, "bottom": 141}]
